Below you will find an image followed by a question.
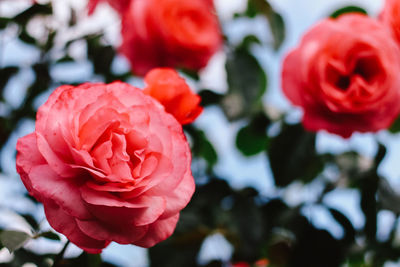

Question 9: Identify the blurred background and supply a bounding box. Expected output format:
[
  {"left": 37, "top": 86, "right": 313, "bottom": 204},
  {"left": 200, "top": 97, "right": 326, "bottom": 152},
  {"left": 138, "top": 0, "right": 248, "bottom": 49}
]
[{"left": 3, "top": 0, "right": 400, "bottom": 266}]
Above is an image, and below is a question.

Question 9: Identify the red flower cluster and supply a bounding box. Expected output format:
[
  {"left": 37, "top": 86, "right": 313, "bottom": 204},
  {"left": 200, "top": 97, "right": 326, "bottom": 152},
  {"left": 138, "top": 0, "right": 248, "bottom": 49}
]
[
  {"left": 282, "top": 7, "right": 400, "bottom": 138},
  {"left": 16, "top": 69, "right": 201, "bottom": 253}
]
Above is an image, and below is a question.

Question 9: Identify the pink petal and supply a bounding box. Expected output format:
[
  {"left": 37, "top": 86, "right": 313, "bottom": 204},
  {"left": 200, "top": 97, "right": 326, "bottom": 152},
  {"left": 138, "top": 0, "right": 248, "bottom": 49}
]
[
  {"left": 16, "top": 133, "right": 46, "bottom": 194},
  {"left": 155, "top": 167, "right": 195, "bottom": 219},
  {"left": 133, "top": 214, "right": 180, "bottom": 248},
  {"left": 76, "top": 218, "right": 148, "bottom": 245},
  {"left": 44, "top": 200, "right": 108, "bottom": 253},
  {"left": 85, "top": 195, "right": 166, "bottom": 226},
  {"left": 29, "top": 164, "right": 92, "bottom": 220}
]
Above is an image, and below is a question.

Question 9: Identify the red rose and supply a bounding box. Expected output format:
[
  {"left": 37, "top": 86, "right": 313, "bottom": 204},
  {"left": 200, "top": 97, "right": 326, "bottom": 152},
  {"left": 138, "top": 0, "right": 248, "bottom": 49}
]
[
  {"left": 143, "top": 68, "right": 203, "bottom": 125},
  {"left": 232, "top": 263, "right": 250, "bottom": 267},
  {"left": 16, "top": 82, "right": 195, "bottom": 253},
  {"left": 380, "top": 0, "right": 400, "bottom": 45},
  {"left": 282, "top": 14, "right": 400, "bottom": 138},
  {"left": 87, "top": 0, "right": 130, "bottom": 14},
  {"left": 120, "top": 0, "right": 222, "bottom": 76}
]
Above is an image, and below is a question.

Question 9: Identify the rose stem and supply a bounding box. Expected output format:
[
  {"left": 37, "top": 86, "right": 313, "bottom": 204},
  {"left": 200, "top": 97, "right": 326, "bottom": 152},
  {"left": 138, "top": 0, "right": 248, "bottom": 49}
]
[{"left": 52, "top": 240, "right": 71, "bottom": 267}]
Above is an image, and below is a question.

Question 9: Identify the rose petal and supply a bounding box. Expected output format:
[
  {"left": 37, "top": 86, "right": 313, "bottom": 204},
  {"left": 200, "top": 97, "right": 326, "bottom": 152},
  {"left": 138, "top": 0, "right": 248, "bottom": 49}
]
[
  {"left": 44, "top": 201, "right": 108, "bottom": 253},
  {"left": 76, "top": 218, "right": 148, "bottom": 245},
  {"left": 16, "top": 133, "right": 47, "bottom": 194},
  {"left": 29, "top": 164, "right": 92, "bottom": 220},
  {"left": 85, "top": 195, "right": 166, "bottom": 226},
  {"left": 156, "top": 167, "right": 195, "bottom": 219},
  {"left": 133, "top": 213, "right": 180, "bottom": 248}
]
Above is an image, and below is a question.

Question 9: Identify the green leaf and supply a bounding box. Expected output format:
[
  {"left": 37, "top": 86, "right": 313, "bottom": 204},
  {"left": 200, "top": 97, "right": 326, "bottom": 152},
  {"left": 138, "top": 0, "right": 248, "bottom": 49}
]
[
  {"left": 184, "top": 125, "right": 218, "bottom": 169},
  {"left": 330, "top": 6, "right": 368, "bottom": 18},
  {"left": 18, "top": 28, "right": 36, "bottom": 45},
  {"left": 0, "top": 17, "right": 10, "bottom": 30},
  {"left": 359, "top": 171, "right": 379, "bottom": 243},
  {"left": 0, "top": 66, "right": 19, "bottom": 94},
  {"left": 236, "top": 113, "right": 270, "bottom": 156},
  {"left": 87, "top": 37, "right": 116, "bottom": 79},
  {"left": 267, "top": 11, "right": 285, "bottom": 50},
  {"left": 389, "top": 115, "right": 400, "bottom": 133},
  {"left": 378, "top": 178, "right": 400, "bottom": 214},
  {"left": 374, "top": 143, "right": 386, "bottom": 168},
  {"left": 224, "top": 48, "right": 267, "bottom": 120},
  {"left": 239, "top": 35, "right": 262, "bottom": 50},
  {"left": 36, "top": 231, "right": 60, "bottom": 241},
  {"left": 267, "top": 123, "right": 323, "bottom": 186},
  {"left": 198, "top": 90, "right": 223, "bottom": 107},
  {"left": 13, "top": 3, "right": 53, "bottom": 25},
  {"left": 327, "top": 208, "right": 355, "bottom": 244},
  {"left": 245, "top": 0, "right": 286, "bottom": 50},
  {"left": 0, "top": 231, "right": 32, "bottom": 253}
]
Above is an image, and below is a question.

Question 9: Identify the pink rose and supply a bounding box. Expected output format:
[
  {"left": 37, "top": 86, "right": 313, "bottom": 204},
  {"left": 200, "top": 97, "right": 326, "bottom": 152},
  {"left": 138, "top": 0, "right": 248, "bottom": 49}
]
[
  {"left": 282, "top": 14, "right": 400, "bottom": 138},
  {"left": 143, "top": 68, "right": 203, "bottom": 125},
  {"left": 16, "top": 81, "right": 195, "bottom": 253},
  {"left": 120, "top": 0, "right": 222, "bottom": 76}
]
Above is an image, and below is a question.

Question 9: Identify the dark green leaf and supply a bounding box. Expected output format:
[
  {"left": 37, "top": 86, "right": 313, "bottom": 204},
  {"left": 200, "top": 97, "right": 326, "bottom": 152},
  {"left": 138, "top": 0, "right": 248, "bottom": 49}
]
[
  {"left": 389, "top": 115, "right": 400, "bottom": 133},
  {"left": 236, "top": 113, "right": 270, "bottom": 156},
  {"left": 72, "top": 253, "right": 102, "bottom": 267},
  {"left": 18, "top": 29, "right": 36, "bottom": 45},
  {"left": 0, "top": 17, "right": 10, "bottom": 30},
  {"left": 20, "top": 214, "right": 39, "bottom": 231},
  {"left": 267, "top": 11, "right": 285, "bottom": 50},
  {"left": 360, "top": 171, "right": 379, "bottom": 242},
  {"left": 239, "top": 35, "right": 262, "bottom": 50},
  {"left": 330, "top": 6, "right": 368, "bottom": 18},
  {"left": 13, "top": 4, "right": 53, "bottom": 25},
  {"left": 87, "top": 38, "right": 116, "bottom": 79},
  {"left": 0, "top": 231, "right": 32, "bottom": 253},
  {"left": 244, "top": 0, "right": 285, "bottom": 50},
  {"left": 198, "top": 90, "right": 223, "bottom": 107},
  {"left": 184, "top": 125, "right": 218, "bottom": 169},
  {"left": 0, "top": 66, "right": 19, "bottom": 94},
  {"left": 374, "top": 143, "right": 386, "bottom": 168},
  {"left": 179, "top": 68, "right": 200, "bottom": 81},
  {"left": 268, "top": 123, "right": 323, "bottom": 186},
  {"left": 328, "top": 208, "right": 355, "bottom": 244},
  {"left": 224, "top": 48, "right": 267, "bottom": 120},
  {"left": 378, "top": 178, "right": 400, "bottom": 214},
  {"left": 37, "top": 231, "right": 60, "bottom": 241}
]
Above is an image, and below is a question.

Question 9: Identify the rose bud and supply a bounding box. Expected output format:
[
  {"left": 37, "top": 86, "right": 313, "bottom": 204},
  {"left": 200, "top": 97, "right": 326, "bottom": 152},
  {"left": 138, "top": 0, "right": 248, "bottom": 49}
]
[
  {"left": 143, "top": 68, "right": 203, "bottom": 125},
  {"left": 16, "top": 81, "right": 195, "bottom": 253},
  {"left": 120, "top": 0, "right": 222, "bottom": 76},
  {"left": 282, "top": 14, "right": 400, "bottom": 138}
]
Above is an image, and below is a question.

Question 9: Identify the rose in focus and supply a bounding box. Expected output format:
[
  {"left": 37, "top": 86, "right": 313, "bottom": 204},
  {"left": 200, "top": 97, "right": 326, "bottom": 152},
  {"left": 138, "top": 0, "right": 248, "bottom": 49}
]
[
  {"left": 120, "top": 0, "right": 222, "bottom": 76},
  {"left": 282, "top": 14, "right": 400, "bottom": 138},
  {"left": 16, "top": 79, "right": 195, "bottom": 253},
  {"left": 144, "top": 68, "right": 203, "bottom": 125}
]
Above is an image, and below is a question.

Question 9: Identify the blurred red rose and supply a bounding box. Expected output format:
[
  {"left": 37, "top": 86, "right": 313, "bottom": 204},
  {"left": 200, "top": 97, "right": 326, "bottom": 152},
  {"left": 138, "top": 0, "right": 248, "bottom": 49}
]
[
  {"left": 120, "top": 0, "right": 222, "bottom": 76},
  {"left": 232, "top": 263, "right": 250, "bottom": 267},
  {"left": 87, "top": 0, "right": 130, "bottom": 14},
  {"left": 380, "top": 0, "right": 400, "bottom": 45},
  {"left": 255, "top": 258, "right": 269, "bottom": 267},
  {"left": 16, "top": 81, "right": 195, "bottom": 253},
  {"left": 282, "top": 14, "right": 400, "bottom": 138},
  {"left": 143, "top": 68, "right": 203, "bottom": 125},
  {"left": 231, "top": 258, "right": 269, "bottom": 267}
]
